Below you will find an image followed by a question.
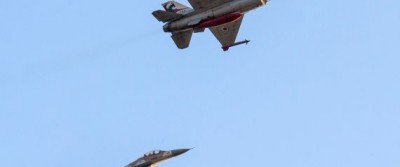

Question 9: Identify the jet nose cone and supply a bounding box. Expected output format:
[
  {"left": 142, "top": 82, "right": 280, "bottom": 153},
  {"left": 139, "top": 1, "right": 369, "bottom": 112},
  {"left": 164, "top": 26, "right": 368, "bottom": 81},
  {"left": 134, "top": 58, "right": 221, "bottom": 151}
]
[{"left": 171, "top": 149, "right": 191, "bottom": 156}]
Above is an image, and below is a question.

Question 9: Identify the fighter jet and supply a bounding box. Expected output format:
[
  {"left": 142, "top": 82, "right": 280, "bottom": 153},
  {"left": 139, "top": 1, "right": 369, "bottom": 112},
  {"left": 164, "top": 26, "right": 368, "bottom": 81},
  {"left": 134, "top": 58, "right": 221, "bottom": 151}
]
[
  {"left": 152, "top": 0, "right": 270, "bottom": 51},
  {"left": 125, "top": 149, "right": 191, "bottom": 167}
]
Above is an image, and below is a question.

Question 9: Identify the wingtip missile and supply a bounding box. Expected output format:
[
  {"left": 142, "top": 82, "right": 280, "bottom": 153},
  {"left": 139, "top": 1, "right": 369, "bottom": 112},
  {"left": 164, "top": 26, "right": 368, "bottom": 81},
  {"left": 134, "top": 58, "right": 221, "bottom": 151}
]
[{"left": 222, "top": 39, "right": 251, "bottom": 51}]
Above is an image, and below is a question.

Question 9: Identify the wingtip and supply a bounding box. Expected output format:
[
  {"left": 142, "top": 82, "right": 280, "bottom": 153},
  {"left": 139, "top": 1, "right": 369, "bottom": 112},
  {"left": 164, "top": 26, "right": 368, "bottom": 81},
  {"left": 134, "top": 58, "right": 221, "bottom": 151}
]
[{"left": 222, "top": 46, "right": 229, "bottom": 51}]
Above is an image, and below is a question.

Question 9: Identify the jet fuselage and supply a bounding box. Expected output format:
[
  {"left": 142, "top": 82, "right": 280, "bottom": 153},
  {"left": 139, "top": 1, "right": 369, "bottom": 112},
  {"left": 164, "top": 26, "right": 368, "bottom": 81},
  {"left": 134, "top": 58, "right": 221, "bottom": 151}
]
[
  {"left": 163, "top": 0, "right": 267, "bottom": 32},
  {"left": 126, "top": 149, "right": 190, "bottom": 167}
]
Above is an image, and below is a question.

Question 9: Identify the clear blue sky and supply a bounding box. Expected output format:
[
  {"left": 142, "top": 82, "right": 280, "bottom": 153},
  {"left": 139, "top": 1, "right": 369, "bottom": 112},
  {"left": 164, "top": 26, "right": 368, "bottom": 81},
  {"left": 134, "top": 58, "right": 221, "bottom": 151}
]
[{"left": 1, "top": 0, "right": 399, "bottom": 166}]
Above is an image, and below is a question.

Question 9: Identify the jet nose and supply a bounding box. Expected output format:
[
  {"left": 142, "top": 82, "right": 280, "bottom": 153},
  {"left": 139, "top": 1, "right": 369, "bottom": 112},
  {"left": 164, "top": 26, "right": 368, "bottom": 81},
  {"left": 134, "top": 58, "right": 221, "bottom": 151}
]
[{"left": 171, "top": 149, "right": 191, "bottom": 156}]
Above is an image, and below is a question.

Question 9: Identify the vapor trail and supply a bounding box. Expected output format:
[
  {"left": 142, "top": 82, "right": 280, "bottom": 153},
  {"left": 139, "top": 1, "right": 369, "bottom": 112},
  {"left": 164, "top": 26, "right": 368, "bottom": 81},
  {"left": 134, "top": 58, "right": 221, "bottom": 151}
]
[{"left": 3, "top": 29, "right": 162, "bottom": 86}]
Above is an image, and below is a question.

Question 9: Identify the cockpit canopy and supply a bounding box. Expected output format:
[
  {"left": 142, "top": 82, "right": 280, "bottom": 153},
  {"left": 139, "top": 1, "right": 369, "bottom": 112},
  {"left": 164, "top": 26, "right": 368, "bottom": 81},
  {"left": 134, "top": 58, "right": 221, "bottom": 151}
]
[{"left": 143, "top": 150, "right": 164, "bottom": 157}]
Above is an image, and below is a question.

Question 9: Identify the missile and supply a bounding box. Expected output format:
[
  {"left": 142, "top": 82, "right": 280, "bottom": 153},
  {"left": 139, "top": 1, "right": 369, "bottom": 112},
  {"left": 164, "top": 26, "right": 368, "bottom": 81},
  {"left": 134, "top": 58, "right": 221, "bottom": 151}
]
[{"left": 222, "top": 39, "right": 250, "bottom": 51}]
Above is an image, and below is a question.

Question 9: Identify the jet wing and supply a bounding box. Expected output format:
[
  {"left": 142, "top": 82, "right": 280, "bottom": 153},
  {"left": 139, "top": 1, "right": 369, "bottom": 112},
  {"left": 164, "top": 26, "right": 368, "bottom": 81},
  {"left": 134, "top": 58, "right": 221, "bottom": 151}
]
[
  {"left": 171, "top": 29, "right": 194, "bottom": 49},
  {"left": 188, "top": 0, "right": 233, "bottom": 10},
  {"left": 209, "top": 15, "right": 243, "bottom": 49}
]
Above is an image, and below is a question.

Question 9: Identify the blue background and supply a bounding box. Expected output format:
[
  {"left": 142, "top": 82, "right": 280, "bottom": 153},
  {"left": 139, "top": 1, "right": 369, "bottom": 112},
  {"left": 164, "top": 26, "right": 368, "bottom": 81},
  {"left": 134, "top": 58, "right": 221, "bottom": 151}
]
[{"left": 1, "top": 0, "right": 399, "bottom": 166}]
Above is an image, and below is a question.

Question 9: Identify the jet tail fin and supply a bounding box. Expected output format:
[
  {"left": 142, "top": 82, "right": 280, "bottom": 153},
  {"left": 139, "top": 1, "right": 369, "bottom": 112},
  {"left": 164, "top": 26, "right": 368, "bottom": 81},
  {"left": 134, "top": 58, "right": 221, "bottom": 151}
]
[
  {"left": 171, "top": 29, "right": 193, "bottom": 49},
  {"left": 152, "top": 10, "right": 182, "bottom": 22},
  {"left": 162, "top": 1, "right": 192, "bottom": 14}
]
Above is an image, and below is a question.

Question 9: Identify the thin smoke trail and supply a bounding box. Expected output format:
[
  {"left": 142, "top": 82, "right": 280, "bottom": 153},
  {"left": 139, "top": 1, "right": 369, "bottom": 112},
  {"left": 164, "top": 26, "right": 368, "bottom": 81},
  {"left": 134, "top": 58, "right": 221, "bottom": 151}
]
[{"left": 2, "top": 30, "right": 161, "bottom": 86}]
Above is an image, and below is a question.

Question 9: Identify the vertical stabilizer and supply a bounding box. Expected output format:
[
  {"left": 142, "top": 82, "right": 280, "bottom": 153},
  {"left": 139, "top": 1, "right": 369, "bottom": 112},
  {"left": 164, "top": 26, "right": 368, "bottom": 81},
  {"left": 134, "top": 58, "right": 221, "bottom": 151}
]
[{"left": 162, "top": 1, "right": 193, "bottom": 14}]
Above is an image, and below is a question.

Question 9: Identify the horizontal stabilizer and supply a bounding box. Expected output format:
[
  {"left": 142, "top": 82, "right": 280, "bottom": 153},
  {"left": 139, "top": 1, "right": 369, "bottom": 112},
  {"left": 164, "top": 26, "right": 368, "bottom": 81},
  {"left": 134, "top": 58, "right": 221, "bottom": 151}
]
[
  {"left": 171, "top": 29, "right": 193, "bottom": 49},
  {"left": 152, "top": 10, "right": 182, "bottom": 22}
]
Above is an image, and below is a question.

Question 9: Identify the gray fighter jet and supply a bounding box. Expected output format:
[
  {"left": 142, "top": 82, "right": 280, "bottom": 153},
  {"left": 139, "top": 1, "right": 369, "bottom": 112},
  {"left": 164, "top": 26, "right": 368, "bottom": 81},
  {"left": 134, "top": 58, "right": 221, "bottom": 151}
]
[
  {"left": 125, "top": 149, "right": 191, "bottom": 167},
  {"left": 152, "top": 0, "right": 270, "bottom": 51}
]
